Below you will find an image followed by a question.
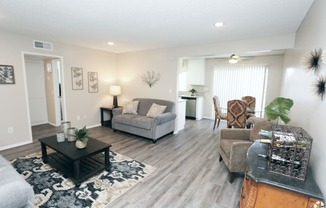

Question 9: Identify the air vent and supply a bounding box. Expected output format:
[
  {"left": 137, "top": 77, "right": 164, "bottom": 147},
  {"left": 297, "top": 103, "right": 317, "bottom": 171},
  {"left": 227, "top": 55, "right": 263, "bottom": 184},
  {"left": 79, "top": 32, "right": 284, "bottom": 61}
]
[{"left": 33, "top": 40, "right": 53, "bottom": 51}]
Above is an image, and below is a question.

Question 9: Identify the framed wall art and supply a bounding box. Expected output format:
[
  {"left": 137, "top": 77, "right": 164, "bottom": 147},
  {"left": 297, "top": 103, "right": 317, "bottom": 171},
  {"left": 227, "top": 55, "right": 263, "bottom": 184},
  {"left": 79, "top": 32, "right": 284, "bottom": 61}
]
[
  {"left": 71, "top": 67, "right": 83, "bottom": 90},
  {"left": 88, "top": 72, "right": 98, "bottom": 93},
  {"left": 0, "top": 65, "right": 15, "bottom": 84}
]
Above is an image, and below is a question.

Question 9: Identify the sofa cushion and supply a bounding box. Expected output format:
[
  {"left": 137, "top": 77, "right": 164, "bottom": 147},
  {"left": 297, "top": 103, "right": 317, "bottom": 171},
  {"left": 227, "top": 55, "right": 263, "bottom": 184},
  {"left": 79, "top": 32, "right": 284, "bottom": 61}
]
[
  {"left": 122, "top": 101, "right": 139, "bottom": 114},
  {"left": 114, "top": 114, "right": 139, "bottom": 125},
  {"left": 146, "top": 103, "right": 167, "bottom": 118},
  {"left": 130, "top": 116, "right": 153, "bottom": 130}
]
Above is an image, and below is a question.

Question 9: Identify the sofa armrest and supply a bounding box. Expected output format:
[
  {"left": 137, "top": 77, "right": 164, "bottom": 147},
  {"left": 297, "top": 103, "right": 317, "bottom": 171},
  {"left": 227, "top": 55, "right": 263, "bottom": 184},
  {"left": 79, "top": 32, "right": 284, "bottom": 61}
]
[
  {"left": 153, "top": 112, "right": 177, "bottom": 125},
  {"left": 112, "top": 108, "right": 123, "bottom": 116},
  {"left": 220, "top": 128, "right": 251, "bottom": 141}
]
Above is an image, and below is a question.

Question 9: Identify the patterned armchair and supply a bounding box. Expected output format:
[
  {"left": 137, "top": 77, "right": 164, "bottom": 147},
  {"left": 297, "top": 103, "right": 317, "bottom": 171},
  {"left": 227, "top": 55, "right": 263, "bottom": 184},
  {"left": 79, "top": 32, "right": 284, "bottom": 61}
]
[{"left": 227, "top": 99, "right": 247, "bottom": 128}]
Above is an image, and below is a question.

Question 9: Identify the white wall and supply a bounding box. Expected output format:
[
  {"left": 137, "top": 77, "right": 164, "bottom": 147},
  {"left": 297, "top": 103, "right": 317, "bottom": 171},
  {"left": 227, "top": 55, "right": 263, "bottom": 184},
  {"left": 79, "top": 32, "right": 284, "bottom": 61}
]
[
  {"left": 0, "top": 29, "right": 296, "bottom": 151},
  {"left": 0, "top": 30, "right": 117, "bottom": 150},
  {"left": 117, "top": 34, "right": 295, "bottom": 105},
  {"left": 282, "top": 0, "right": 326, "bottom": 198}
]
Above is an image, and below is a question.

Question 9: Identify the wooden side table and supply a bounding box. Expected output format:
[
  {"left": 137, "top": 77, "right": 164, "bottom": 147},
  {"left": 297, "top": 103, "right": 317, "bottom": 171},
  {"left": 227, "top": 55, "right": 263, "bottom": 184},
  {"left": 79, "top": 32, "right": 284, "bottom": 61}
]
[
  {"left": 100, "top": 106, "right": 121, "bottom": 127},
  {"left": 240, "top": 142, "right": 324, "bottom": 208},
  {"left": 100, "top": 106, "right": 114, "bottom": 127}
]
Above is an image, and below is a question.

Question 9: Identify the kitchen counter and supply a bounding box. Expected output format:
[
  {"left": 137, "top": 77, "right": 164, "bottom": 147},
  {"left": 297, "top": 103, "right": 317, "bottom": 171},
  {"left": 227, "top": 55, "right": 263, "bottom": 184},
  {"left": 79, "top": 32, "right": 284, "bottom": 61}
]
[{"left": 179, "top": 95, "right": 203, "bottom": 98}]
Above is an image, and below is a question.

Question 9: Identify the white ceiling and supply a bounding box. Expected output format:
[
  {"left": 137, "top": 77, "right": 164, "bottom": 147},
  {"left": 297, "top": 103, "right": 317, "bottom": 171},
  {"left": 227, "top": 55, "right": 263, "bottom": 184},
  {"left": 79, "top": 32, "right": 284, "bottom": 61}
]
[{"left": 0, "top": 0, "right": 314, "bottom": 53}]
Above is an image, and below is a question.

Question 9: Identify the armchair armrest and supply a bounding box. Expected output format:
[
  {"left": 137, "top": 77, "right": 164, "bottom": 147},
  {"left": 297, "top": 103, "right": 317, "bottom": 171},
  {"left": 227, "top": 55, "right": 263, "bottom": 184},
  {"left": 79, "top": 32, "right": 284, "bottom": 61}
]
[
  {"left": 153, "top": 112, "right": 177, "bottom": 125},
  {"left": 220, "top": 129, "right": 251, "bottom": 141},
  {"left": 229, "top": 141, "right": 253, "bottom": 171},
  {"left": 112, "top": 108, "right": 123, "bottom": 116}
]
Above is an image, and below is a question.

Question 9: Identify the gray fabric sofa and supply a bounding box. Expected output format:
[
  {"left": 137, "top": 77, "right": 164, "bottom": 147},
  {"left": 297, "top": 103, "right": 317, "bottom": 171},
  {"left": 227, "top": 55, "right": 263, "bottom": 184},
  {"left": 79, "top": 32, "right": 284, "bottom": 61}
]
[
  {"left": 112, "top": 98, "right": 177, "bottom": 143},
  {"left": 0, "top": 154, "right": 35, "bottom": 208}
]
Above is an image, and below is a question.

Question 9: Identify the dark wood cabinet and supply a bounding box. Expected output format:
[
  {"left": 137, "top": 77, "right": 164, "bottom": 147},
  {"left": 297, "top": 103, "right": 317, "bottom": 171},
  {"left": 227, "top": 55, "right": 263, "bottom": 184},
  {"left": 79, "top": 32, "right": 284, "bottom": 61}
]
[{"left": 240, "top": 142, "right": 324, "bottom": 208}]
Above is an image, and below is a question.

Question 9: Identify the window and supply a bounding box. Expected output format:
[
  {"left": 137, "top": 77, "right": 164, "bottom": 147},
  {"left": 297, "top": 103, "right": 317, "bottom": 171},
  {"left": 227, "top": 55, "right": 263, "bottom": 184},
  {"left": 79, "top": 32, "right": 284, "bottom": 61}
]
[{"left": 213, "top": 65, "right": 268, "bottom": 117}]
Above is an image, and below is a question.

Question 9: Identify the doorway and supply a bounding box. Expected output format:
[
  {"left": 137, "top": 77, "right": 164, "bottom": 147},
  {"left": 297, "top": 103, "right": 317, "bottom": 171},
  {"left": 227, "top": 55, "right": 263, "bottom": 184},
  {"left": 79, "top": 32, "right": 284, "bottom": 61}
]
[{"left": 23, "top": 52, "right": 66, "bottom": 130}]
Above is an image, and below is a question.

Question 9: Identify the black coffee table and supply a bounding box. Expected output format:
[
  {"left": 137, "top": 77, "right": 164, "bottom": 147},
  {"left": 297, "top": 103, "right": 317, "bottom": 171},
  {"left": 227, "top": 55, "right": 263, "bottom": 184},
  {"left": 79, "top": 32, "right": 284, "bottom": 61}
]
[{"left": 39, "top": 136, "right": 111, "bottom": 185}]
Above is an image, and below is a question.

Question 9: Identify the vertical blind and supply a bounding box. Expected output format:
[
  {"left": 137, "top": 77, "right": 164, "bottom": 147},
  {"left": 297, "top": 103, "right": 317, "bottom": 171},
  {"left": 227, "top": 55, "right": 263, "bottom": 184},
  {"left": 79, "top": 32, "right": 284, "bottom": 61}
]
[{"left": 213, "top": 65, "right": 268, "bottom": 117}]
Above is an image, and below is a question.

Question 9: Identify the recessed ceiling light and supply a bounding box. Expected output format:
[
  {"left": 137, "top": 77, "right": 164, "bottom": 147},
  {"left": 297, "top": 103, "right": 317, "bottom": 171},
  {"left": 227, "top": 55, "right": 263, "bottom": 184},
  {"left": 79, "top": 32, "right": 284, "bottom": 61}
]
[
  {"left": 107, "top": 42, "right": 115, "bottom": 46},
  {"left": 214, "top": 22, "right": 224, "bottom": 27}
]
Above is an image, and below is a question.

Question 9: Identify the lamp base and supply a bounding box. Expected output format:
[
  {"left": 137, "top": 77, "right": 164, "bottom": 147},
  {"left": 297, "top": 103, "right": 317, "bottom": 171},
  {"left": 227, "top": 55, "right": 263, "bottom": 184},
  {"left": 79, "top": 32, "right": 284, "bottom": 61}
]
[{"left": 113, "top": 96, "right": 118, "bottom": 108}]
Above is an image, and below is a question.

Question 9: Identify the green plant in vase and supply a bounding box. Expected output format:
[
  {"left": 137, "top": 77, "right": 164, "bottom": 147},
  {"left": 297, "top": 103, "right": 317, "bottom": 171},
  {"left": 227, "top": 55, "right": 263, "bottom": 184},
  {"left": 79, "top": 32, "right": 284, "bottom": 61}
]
[
  {"left": 265, "top": 97, "right": 294, "bottom": 124},
  {"left": 74, "top": 126, "right": 89, "bottom": 149},
  {"left": 189, "top": 88, "right": 197, "bottom": 96}
]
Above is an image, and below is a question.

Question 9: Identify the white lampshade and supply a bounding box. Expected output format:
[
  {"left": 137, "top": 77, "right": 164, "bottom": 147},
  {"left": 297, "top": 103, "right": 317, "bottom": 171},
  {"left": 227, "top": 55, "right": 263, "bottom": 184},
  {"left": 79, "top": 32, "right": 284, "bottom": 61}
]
[{"left": 109, "top": 86, "right": 121, "bottom": 95}]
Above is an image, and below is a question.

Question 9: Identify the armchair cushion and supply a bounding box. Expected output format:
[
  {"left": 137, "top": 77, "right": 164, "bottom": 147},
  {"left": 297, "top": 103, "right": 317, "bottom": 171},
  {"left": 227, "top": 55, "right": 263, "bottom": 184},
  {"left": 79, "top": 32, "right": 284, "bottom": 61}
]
[
  {"left": 249, "top": 120, "right": 272, "bottom": 141},
  {"left": 220, "top": 129, "right": 251, "bottom": 141}
]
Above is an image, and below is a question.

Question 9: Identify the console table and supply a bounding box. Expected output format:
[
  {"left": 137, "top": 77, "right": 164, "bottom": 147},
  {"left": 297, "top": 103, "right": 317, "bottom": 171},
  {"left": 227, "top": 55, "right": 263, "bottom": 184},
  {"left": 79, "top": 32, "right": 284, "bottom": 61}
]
[{"left": 240, "top": 141, "right": 324, "bottom": 208}]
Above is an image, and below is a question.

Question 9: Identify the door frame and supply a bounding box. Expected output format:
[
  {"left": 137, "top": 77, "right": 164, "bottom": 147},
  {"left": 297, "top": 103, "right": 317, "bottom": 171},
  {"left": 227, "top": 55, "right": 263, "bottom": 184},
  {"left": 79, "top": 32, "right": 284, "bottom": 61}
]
[{"left": 22, "top": 51, "right": 66, "bottom": 138}]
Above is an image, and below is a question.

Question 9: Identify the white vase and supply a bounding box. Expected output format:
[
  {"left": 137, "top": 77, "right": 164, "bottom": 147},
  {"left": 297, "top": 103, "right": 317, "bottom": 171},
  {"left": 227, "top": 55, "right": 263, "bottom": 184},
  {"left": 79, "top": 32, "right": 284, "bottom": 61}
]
[{"left": 75, "top": 140, "right": 87, "bottom": 149}]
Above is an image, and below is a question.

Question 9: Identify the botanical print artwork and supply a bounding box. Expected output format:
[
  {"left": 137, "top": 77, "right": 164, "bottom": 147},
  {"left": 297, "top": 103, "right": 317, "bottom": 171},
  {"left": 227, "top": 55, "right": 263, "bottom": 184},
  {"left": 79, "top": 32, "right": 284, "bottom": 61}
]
[
  {"left": 141, "top": 70, "right": 160, "bottom": 87},
  {"left": 71, "top": 67, "right": 83, "bottom": 90},
  {"left": 0, "top": 65, "right": 15, "bottom": 84},
  {"left": 88, "top": 72, "right": 98, "bottom": 93}
]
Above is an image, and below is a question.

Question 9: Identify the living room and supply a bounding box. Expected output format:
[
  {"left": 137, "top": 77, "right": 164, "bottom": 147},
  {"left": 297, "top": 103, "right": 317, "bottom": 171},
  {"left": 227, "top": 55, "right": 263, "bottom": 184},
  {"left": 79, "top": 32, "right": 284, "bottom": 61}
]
[{"left": 0, "top": 0, "right": 326, "bottom": 207}]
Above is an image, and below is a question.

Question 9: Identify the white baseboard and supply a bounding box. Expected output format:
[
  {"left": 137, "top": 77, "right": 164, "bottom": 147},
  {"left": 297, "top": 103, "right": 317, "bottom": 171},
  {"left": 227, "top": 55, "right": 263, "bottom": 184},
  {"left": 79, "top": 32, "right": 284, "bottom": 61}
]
[{"left": 0, "top": 140, "right": 33, "bottom": 151}]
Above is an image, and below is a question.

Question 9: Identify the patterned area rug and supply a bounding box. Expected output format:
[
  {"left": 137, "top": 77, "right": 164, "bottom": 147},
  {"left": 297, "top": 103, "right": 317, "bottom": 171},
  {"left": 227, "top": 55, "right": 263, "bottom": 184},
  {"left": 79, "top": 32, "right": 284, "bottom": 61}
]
[{"left": 11, "top": 151, "right": 155, "bottom": 208}]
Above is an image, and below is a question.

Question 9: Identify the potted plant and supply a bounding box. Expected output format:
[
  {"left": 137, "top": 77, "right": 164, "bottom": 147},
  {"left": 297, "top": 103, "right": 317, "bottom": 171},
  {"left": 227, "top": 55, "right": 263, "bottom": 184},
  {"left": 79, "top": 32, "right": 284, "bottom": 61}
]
[
  {"left": 189, "top": 88, "right": 197, "bottom": 96},
  {"left": 265, "top": 97, "right": 294, "bottom": 124},
  {"left": 74, "top": 126, "right": 89, "bottom": 149}
]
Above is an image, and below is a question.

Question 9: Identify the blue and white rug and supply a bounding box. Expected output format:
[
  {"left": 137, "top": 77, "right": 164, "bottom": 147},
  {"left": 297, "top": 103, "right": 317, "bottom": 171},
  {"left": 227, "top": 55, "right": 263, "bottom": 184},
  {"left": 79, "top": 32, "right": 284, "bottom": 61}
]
[{"left": 11, "top": 151, "right": 156, "bottom": 208}]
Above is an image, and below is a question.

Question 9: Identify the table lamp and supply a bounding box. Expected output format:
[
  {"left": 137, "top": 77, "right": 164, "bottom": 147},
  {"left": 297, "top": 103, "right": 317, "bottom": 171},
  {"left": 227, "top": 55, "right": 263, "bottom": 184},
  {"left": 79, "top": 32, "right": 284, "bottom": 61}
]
[{"left": 109, "top": 86, "right": 121, "bottom": 108}]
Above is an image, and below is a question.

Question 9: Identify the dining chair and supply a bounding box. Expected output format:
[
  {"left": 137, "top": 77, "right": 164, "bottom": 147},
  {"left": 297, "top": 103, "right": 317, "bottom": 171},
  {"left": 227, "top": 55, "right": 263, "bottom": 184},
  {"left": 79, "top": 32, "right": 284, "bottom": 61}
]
[
  {"left": 241, "top": 96, "right": 256, "bottom": 118},
  {"left": 227, "top": 99, "right": 247, "bottom": 128},
  {"left": 213, "top": 96, "right": 227, "bottom": 129}
]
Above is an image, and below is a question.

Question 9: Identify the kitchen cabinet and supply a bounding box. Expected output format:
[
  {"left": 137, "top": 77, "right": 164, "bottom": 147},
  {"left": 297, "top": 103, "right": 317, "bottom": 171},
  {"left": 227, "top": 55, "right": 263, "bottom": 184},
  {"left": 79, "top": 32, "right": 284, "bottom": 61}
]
[
  {"left": 187, "top": 58, "right": 205, "bottom": 85},
  {"left": 240, "top": 142, "right": 324, "bottom": 208}
]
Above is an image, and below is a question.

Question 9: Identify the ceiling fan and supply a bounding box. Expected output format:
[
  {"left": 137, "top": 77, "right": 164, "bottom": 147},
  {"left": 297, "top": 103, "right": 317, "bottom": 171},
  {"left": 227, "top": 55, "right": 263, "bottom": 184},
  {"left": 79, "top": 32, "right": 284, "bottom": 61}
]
[
  {"left": 229, "top": 54, "right": 240, "bottom": 64},
  {"left": 212, "top": 53, "right": 253, "bottom": 63}
]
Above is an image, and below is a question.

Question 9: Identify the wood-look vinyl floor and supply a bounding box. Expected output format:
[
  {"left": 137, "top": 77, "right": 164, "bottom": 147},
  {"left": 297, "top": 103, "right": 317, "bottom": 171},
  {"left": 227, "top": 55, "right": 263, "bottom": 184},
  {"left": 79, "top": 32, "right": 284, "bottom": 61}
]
[{"left": 0, "top": 119, "right": 242, "bottom": 208}]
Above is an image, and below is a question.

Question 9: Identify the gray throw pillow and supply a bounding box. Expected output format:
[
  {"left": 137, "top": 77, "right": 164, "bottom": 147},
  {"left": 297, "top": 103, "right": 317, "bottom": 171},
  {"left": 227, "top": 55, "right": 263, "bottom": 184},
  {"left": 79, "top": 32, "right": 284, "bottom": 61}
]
[
  {"left": 146, "top": 103, "right": 167, "bottom": 118},
  {"left": 122, "top": 101, "right": 139, "bottom": 114}
]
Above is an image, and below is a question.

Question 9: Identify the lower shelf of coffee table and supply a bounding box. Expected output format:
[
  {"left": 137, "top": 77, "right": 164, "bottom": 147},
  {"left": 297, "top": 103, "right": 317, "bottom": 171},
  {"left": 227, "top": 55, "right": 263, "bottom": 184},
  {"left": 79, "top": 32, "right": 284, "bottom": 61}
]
[{"left": 47, "top": 152, "right": 107, "bottom": 185}]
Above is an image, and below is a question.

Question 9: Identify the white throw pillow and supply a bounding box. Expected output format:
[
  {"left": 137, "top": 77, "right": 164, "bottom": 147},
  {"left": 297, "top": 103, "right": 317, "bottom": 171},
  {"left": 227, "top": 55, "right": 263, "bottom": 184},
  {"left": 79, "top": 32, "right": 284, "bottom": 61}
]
[
  {"left": 146, "top": 103, "right": 167, "bottom": 118},
  {"left": 122, "top": 101, "right": 139, "bottom": 114}
]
